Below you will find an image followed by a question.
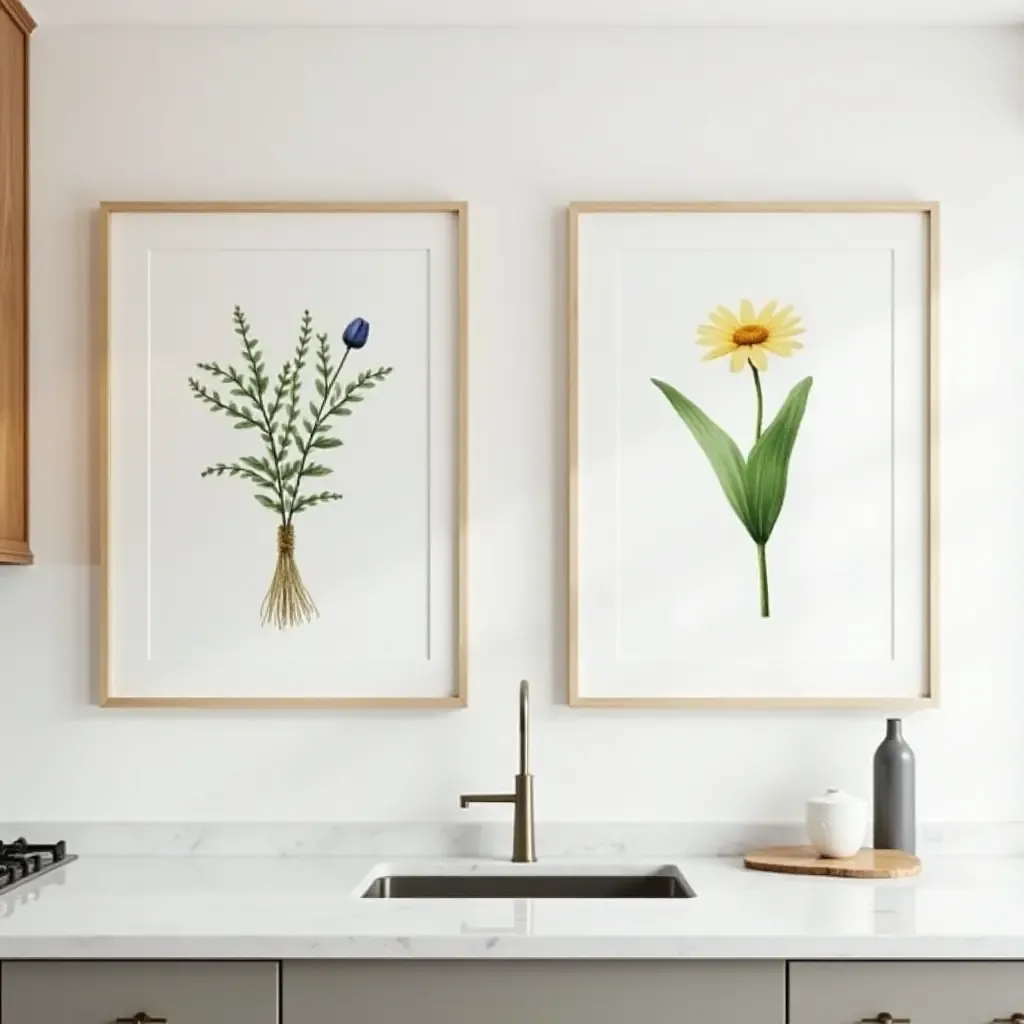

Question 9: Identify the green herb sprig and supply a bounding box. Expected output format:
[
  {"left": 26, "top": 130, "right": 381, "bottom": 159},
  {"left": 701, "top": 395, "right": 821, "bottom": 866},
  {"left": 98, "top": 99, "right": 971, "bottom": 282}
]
[
  {"left": 188, "top": 306, "right": 393, "bottom": 524},
  {"left": 188, "top": 307, "right": 392, "bottom": 629}
]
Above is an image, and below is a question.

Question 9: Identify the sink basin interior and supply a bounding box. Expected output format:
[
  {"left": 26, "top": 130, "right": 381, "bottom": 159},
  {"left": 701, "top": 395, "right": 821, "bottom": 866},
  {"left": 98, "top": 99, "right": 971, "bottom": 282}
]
[{"left": 361, "top": 867, "right": 695, "bottom": 900}]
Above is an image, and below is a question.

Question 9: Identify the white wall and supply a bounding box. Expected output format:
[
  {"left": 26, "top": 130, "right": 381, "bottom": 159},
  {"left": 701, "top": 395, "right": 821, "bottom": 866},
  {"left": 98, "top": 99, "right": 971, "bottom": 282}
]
[{"left": 4, "top": 25, "right": 1023, "bottom": 824}]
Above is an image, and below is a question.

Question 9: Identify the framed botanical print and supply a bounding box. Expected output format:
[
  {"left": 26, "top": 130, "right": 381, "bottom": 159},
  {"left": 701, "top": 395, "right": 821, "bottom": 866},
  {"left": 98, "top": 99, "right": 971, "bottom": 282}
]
[
  {"left": 568, "top": 202, "right": 938, "bottom": 709},
  {"left": 100, "top": 201, "right": 468, "bottom": 708}
]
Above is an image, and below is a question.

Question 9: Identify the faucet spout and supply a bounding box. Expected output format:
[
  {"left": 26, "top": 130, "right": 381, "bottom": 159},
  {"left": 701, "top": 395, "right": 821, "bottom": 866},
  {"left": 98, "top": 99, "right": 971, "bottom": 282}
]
[{"left": 518, "top": 679, "right": 530, "bottom": 776}]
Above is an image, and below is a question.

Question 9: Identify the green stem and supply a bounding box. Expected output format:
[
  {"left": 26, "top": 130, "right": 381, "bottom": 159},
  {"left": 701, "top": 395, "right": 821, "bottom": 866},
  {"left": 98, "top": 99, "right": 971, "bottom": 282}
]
[
  {"left": 750, "top": 361, "right": 764, "bottom": 442},
  {"left": 188, "top": 385, "right": 261, "bottom": 429},
  {"left": 236, "top": 319, "right": 289, "bottom": 523},
  {"left": 286, "top": 346, "right": 352, "bottom": 525},
  {"left": 750, "top": 361, "right": 769, "bottom": 617},
  {"left": 757, "top": 543, "right": 770, "bottom": 618}
]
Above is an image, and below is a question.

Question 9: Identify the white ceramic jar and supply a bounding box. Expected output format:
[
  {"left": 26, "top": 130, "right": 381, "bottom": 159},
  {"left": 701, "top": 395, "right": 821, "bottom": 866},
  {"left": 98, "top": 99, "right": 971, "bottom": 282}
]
[{"left": 806, "top": 787, "right": 867, "bottom": 859}]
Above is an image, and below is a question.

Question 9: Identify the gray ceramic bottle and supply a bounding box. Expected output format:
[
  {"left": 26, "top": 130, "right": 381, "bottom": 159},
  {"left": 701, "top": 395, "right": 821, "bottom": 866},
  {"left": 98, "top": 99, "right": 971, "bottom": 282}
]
[{"left": 873, "top": 718, "right": 916, "bottom": 853}]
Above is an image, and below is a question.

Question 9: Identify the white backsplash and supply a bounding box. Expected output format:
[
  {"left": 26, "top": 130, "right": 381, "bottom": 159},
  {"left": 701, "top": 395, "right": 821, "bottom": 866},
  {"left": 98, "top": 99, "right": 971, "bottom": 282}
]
[
  {"left": 2, "top": 822, "right": 1021, "bottom": 858},
  {"left": 4, "top": 26, "right": 1023, "bottom": 827}
]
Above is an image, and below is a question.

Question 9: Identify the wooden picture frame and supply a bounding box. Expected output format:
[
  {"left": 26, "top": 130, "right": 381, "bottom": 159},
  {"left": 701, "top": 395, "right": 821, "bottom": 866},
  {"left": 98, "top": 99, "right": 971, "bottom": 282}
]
[
  {"left": 99, "top": 201, "right": 468, "bottom": 708},
  {"left": 568, "top": 201, "right": 938, "bottom": 710}
]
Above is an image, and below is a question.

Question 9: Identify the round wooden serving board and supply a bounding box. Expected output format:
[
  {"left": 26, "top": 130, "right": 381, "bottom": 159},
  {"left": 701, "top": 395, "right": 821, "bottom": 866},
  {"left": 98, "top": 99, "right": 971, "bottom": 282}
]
[{"left": 743, "top": 845, "right": 921, "bottom": 879}]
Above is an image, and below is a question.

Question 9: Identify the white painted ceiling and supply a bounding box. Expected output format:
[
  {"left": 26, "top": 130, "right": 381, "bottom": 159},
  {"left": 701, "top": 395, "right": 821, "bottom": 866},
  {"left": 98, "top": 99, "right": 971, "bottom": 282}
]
[{"left": 25, "top": 0, "right": 1024, "bottom": 26}]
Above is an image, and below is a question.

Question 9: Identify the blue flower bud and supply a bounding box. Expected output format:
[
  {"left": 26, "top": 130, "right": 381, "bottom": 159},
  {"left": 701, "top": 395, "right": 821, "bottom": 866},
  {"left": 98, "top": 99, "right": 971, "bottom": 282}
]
[{"left": 343, "top": 317, "right": 370, "bottom": 349}]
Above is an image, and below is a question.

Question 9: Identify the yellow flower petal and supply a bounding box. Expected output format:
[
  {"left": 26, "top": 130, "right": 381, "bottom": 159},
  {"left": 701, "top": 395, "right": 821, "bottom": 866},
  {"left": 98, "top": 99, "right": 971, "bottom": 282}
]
[
  {"left": 767, "top": 305, "right": 795, "bottom": 330},
  {"left": 739, "top": 298, "right": 756, "bottom": 323},
  {"left": 748, "top": 346, "right": 768, "bottom": 371},
  {"left": 697, "top": 325, "right": 730, "bottom": 345},
  {"left": 701, "top": 343, "right": 735, "bottom": 361},
  {"left": 710, "top": 305, "right": 740, "bottom": 330},
  {"left": 756, "top": 300, "right": 778, "bottom": 324},
  {"left": 729, "top": 348, "right": 749, "bottom": 372},
  {"left": 771, "top": 315, "right": 803, "bottom": 330},
  {"left": 772, "top": 324, "right": 806, "bottom": 339},
  {"left": 763, "top": 340, "right": 804, "bottom": 355}
]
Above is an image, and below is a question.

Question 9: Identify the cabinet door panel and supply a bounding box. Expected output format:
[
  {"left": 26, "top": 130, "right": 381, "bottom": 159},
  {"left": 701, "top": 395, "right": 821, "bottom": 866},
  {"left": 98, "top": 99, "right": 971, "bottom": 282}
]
[
  {"left": 0, "top": 960, "right": 278, "bottom": 1024},
  {"left": 0, "top": 2, "right": 29, "bottom": 561},
  {"left": 283, "top": 960, "right": 783, "bottom": 1024},
  {"left": 790, "top": 961, "right": 1024, "bottom": 1024}
]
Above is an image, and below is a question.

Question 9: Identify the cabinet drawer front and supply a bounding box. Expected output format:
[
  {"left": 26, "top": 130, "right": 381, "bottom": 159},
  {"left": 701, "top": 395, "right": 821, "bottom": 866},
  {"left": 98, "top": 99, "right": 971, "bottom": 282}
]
[
  {"left": 790, "top": 962, "right": 1024, "bottom": 1024},
  {"left": 283, "top": 960, "right": 783, "bottom": 1024},
  {"left": 1, "top": 961, "right": 278, "bottom": 1024}
]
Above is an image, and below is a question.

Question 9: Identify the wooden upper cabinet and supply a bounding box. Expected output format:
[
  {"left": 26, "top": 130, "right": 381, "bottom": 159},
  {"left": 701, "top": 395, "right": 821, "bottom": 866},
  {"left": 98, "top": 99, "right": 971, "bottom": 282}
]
[{"left": 0, "top": 0, "right": 33, "bottom": 564}]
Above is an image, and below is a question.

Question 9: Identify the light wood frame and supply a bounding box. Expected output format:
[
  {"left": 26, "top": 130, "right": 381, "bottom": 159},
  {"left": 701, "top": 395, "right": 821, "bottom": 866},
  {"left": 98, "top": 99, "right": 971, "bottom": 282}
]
[
  {"left": 567, "top": 200, "right": 939, "bottom": 710},
  {"left": 98, "top": 200, "right": 469, "bottom": 709}
]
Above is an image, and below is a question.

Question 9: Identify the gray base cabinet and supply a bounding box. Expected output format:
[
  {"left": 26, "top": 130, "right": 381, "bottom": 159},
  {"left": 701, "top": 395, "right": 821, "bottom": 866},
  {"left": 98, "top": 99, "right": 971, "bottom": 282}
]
[
  {"left": 0, "top": 961, "right": 279, "bottom": 1024},
  {"left": 790, "top": 962, "right": 1024, "bottom": 1024},
  {"left": 4, "top": 958, "right": 1024, "bottom": 1023},
  {"left": 282, "top": 961, "right": 784, "bottom": 1024}
]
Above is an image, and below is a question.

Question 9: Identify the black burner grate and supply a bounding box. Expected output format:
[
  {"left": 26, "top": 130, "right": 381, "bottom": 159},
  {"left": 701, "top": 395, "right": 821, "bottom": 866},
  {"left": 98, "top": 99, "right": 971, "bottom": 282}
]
[{"left": 0, "top": 838, "right": 74, "bottom": 896}]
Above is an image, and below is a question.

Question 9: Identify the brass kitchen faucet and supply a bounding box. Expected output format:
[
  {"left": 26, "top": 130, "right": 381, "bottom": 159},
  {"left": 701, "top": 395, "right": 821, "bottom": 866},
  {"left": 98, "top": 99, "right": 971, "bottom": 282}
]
[{"left": 459, "top": 679, "right": 537, "bottom": 863}]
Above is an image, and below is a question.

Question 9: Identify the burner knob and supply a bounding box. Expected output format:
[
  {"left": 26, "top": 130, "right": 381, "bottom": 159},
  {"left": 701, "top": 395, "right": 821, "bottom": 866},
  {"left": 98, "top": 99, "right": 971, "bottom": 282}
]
[{"left": 116, "top": 1014, "right": 167, "bottom": 1024}]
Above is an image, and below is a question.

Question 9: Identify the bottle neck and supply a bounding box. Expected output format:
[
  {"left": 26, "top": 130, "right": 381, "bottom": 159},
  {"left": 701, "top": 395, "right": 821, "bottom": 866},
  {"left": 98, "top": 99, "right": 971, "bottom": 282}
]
[{"left": 886, "top": 718, "right": 903, "bottom": 740}]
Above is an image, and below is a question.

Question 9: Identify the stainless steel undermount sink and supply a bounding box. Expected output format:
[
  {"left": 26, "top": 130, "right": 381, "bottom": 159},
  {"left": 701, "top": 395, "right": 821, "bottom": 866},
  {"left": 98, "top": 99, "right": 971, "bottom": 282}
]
[{"left": 362, "top": 868, "right": 695, "bottom": 900}]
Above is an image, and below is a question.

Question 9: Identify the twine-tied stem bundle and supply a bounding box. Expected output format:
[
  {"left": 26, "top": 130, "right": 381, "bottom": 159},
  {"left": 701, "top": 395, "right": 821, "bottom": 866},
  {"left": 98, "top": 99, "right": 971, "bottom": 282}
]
[{"left": 261, "top": 524, "right": 319, "bottom": 629}]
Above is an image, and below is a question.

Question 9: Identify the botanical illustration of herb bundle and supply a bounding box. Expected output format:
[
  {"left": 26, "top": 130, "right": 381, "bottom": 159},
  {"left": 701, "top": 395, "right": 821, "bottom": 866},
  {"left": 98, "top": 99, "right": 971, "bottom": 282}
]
[
  {"left": 188, "top": 307, "right": 392, "bottom": 629},
  {"left": 652, "top": 299, "right": 812, "bottom": 619}
]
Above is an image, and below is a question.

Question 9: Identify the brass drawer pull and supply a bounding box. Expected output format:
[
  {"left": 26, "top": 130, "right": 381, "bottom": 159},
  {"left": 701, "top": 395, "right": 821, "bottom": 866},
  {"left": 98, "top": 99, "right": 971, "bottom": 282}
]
[
  {"left": 862, "top": 1015, "right": 910, "bottom": 1024},
  {"left": 994, "top": 1016, "right": 1024, "bottom": 1024},
  {"left": 115, "top": 1014, "right": 167, "bottom": 1023}
]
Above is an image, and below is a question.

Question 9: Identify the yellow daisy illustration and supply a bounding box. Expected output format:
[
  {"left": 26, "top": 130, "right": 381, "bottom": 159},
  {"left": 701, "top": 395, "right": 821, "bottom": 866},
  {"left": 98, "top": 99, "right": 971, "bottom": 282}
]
[
  {"left": 697, "top": 299, "right": 805, "bottom": 372},
  {"left": 651, "top": 297, "right": 813, "bottom": 619}
]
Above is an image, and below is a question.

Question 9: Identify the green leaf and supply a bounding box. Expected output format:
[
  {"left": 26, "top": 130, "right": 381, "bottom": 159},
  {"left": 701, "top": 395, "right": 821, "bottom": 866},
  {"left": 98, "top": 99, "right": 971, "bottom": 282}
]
[
  {"left": 253, "top": 493, "right": 282, "bottom": 513},
  {"left": 312, "top": 436, "right": 343, "bottom": 449},
  {"left": 303, "top": 463, "right": 332, "bottom": 477},
  {"left": 292, "top": 490, "right": 344, "bottom": 516},
  {"left": 744, "top": 376, "right": 813, "bottom": 545},
  {"left": 315, "top": 378, "right": 326, "bottom": 397},
  {"left": 651, "top": 378, "right": 753, "bottom": 538},
  {"left": 239, "top": 455, "right": 275, "bottom": 478},
  {"left": 234, "top": 421, "right": 257, "bottom": 430}
]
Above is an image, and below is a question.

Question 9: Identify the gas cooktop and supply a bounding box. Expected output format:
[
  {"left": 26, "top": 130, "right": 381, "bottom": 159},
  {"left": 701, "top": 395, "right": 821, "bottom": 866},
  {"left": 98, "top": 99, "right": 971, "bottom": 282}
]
[{"left": 0, "top": 838, "right": 76, "bottom": 896}]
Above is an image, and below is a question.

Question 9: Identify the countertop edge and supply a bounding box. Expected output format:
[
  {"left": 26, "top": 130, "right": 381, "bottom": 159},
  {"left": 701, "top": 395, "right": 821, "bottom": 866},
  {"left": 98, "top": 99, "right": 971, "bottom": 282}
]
[{"left": 0, "top": 937, "right": 1021, "bottom": 961}]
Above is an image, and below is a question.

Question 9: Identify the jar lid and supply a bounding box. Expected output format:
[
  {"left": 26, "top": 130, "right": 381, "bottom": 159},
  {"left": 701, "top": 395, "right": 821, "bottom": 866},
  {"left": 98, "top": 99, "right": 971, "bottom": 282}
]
[{"left": 807, "top": 786, "right": 863, "bottom": 806}]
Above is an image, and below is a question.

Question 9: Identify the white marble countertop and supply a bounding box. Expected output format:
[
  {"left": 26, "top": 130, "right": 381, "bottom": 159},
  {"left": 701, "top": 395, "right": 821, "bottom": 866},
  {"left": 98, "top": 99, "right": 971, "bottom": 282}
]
[{"left": 1, "top": 854, "right": 1023, "bottom": 959}]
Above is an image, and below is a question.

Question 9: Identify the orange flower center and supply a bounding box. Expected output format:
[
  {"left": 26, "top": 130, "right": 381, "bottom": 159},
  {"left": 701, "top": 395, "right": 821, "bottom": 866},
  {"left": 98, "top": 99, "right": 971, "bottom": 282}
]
[{"left": 733, "top": 324, "right": 770, "bottom": 346}]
